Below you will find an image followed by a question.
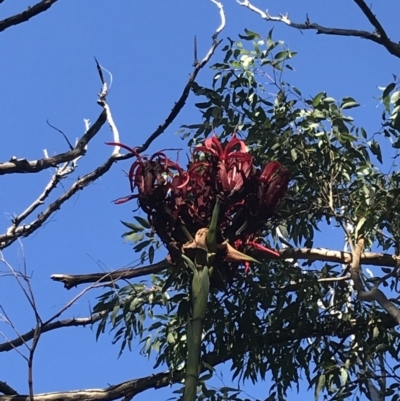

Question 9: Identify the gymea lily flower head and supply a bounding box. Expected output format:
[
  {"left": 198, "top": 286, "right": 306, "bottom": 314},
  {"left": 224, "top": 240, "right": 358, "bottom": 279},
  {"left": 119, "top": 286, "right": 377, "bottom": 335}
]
[{"left": 109, "top": 135, "right": 289, "bottom": 274}]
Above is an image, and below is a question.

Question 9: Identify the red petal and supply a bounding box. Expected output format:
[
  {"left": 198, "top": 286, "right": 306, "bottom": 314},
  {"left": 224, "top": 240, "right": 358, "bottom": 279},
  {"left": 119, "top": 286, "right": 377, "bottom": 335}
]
[
  {"left": 106, "top": 142, "right": 142, "bottom": 159},
  {"left": 244, "top": 261, "right": 251, "bottom": 275},
  {"left": 113, "top": 194, "right": 138, "bottom": 204},
  {"left": 247, "top": 241, "right": 280, "bottom": 257},
  {"left": 225, "top": 137, "right": 248, "bottom": 159},
  {"left": 260, "top": 161, "right": 281, "bottom": 183}
]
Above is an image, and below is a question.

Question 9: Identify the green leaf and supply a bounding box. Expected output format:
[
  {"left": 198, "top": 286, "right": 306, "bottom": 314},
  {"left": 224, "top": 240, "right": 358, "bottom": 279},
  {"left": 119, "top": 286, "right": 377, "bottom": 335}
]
[
  {"left": 341, "top": 101, "right": 359, "bottom": 109},
  {"left": 391, "top": 90, "right": 400, "bottom": 104},
  {"left": 167, "top": 332, "right": 175, "bottom": 344},
  {"left": 340, "top": 368, "right": 348, "bottom": 385},
  {"left": 369, "top": 139, "right": 383, "bottom": 163},
  {"left": 134, "top": 216, "right": 151, "bottom": 229},
  {"left": 120, "top": 220, "right": 144, "bottom": 232},
  {"left": 148, "top": 245, "right": 155, "bottom": 264},
  {"left": 355, "top": 217, "right": 366, "bottom": 236},
  {"left": 133, "top": 239, "right": 151, "bottom": 252},
  {"left": 382, "top": 82, "right": 396, "bottom": 99},
  {"left": 238, "top": 28, "right": 261, "bottom": 40},
  {"left": 292, "top": 86, "right": 302, "bottom": 96},
  {"left": 111, "top": 305, "right": 120, "bottom": 326},
  {"left": 124, "top": 232, "right": 145, "bottom": 243},
  {"left": 312, "top": 92, "right": 325, "bottom": 107},
  {"left": 393, "top": 137, "right": 400, "bottom": 148},
  {"left": 315, "top": 374, "right": 325, "bottom": 400}
]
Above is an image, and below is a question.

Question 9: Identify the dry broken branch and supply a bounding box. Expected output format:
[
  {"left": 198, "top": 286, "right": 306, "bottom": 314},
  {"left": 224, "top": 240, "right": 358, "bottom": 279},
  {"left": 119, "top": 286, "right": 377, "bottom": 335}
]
[
  {"left": 0, "top": 382, "right": 18, "bottom": 396},
  {"left": 51, "top": 259, "right": 172, "bottom": 289},
  {"left": 0, "top": 314, "right": 104, "bottom": 353},
  {"left": 0, "top": 111, "right": 107, "bottom": 175},
  {"left": 0, "top": 150, "right": 129, "bottom": 250},
  {"left": 237, "top": 0, "right": 400, "bottom": 59},
  {"left": 0, "top": 0, "right": 59, "bottom": 33}
]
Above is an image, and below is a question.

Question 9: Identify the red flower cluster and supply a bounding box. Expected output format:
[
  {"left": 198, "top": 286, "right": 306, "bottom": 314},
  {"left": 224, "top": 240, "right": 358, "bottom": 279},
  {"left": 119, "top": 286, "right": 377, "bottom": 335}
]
[{"left": 110, "top": 136, "right": 289, "bottom": 273}]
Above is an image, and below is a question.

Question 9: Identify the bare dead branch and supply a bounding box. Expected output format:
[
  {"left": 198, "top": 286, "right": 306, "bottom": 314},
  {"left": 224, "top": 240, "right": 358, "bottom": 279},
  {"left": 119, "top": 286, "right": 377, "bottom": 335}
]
[
  {"left": 0, "top": 111, "right": 107, "bottom": 175},
  {"left": 0, "top": 0, "right": 59, "bottom": 33},
  {"left": 0, "top": 313, "right": 104, "bottom": 353},
  {"left": 236, "top": 0, "right": 400, "bottom": 59},
  {"left": 134, "top": 0, "right": 225, "bottom": 154},
  {"left": 5, "top": 169, "right": 70, "bottom": 245},
  {"left": 352, "top": 0, "right": 391, "bottom": 45},
  {"left": 51, "top": 259, "right": 172, "bottom": 289},
  {"left": 0, "top": 313, "right": 395, "bottom": 401},
  {"left": 50, "top": 247, "right": 400, "bottom": 289},
  {"left": 0, "top": 382, "right": 18, "bottom": 396},
  {"left": 94, "top": 59, "right": 121, "bottom": 156},
  {"left": 0, "top": 149, "right": 134, "bottom": 251}
]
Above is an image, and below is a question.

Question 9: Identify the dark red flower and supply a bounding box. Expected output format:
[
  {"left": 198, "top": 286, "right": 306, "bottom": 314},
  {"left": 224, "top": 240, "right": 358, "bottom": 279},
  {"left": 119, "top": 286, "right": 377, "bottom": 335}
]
[{"left": 111, "top": 135, "right": 289, "bottom": 275}]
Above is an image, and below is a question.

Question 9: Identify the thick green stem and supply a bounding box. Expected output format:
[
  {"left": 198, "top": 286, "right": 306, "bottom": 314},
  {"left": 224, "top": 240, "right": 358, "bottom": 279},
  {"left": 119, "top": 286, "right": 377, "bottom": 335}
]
[{"left": 183, "top": 265, "right": 210, "bottom": 401}]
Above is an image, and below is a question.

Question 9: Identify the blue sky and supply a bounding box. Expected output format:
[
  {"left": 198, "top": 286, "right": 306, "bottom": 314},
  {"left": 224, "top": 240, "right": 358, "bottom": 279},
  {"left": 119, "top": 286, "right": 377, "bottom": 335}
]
[{"left": 0, "top": 1, "right": 399, "bottom": 400}]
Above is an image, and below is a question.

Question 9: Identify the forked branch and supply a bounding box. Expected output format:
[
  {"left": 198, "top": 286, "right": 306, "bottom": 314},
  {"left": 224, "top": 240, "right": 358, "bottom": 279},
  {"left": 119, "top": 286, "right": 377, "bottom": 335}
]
[
  {"left": 350, "top": 237, "right": 400, "bottom": 324},
  {"left": 237, "top": 0, "right": 400, "bottom": 58},
  {"left": 0, "top": 111, "right": 107, "bottom": 175}
]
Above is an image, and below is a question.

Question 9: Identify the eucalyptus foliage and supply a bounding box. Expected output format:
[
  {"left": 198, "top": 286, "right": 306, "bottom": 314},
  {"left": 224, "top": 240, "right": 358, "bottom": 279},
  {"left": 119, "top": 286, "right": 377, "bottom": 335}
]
[{"left": 94, "top": 29, "right": 400, "bottom": 401}]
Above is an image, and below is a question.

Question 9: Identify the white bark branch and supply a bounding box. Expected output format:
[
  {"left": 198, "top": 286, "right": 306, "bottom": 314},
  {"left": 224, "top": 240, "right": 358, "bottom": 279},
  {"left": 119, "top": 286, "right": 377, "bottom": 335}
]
[{"left": 236, "top": 0, "right": 400, "bottom": 59}]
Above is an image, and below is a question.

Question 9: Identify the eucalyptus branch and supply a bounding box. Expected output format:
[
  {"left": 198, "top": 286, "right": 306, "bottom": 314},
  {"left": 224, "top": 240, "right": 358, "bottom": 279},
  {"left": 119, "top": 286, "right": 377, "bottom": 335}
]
[
  {"left": 0, "top": 313, "right": 104, "bottom": 353},
  {"left": 4, "top": 153, "right": 82, "bottom": 245},
  {"left": 51, "top": 248, "right": 400, "bottom": 289},
  {"left": 0, "top": 110, "right": 106, "bottom": 175},
  {"left": 50, "top": 259, "right": 172, "bottom": 289},
  {"left": 0, "top": 0, "right": 59, "bottom": 33},
  {"left": 0, "top": 382, "right": 18, "bottom": 396},
  {"left": 236, "top": 0, "right": 400, "bottom": 59},
  {"left": 0, "top": 149, "right": 133, "bottom": 251},
  {"left": 351, "top": 238, "right": 400, "bottom": 324}
]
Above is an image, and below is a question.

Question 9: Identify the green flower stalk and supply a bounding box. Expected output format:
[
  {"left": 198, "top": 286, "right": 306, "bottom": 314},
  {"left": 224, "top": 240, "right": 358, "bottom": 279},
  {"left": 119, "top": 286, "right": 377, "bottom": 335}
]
[
  {"left": 183, "top": 264, "right": 210, "bottom": 401},
  {"left": 182, "top": 201, "right": 220, "bottom": 401}
]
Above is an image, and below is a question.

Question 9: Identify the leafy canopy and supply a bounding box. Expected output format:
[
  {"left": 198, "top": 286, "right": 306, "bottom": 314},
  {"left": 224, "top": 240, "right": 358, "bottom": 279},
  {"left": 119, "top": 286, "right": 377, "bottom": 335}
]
[{"left": 95, "top": 29, "right": 400, "bottom": 401}]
